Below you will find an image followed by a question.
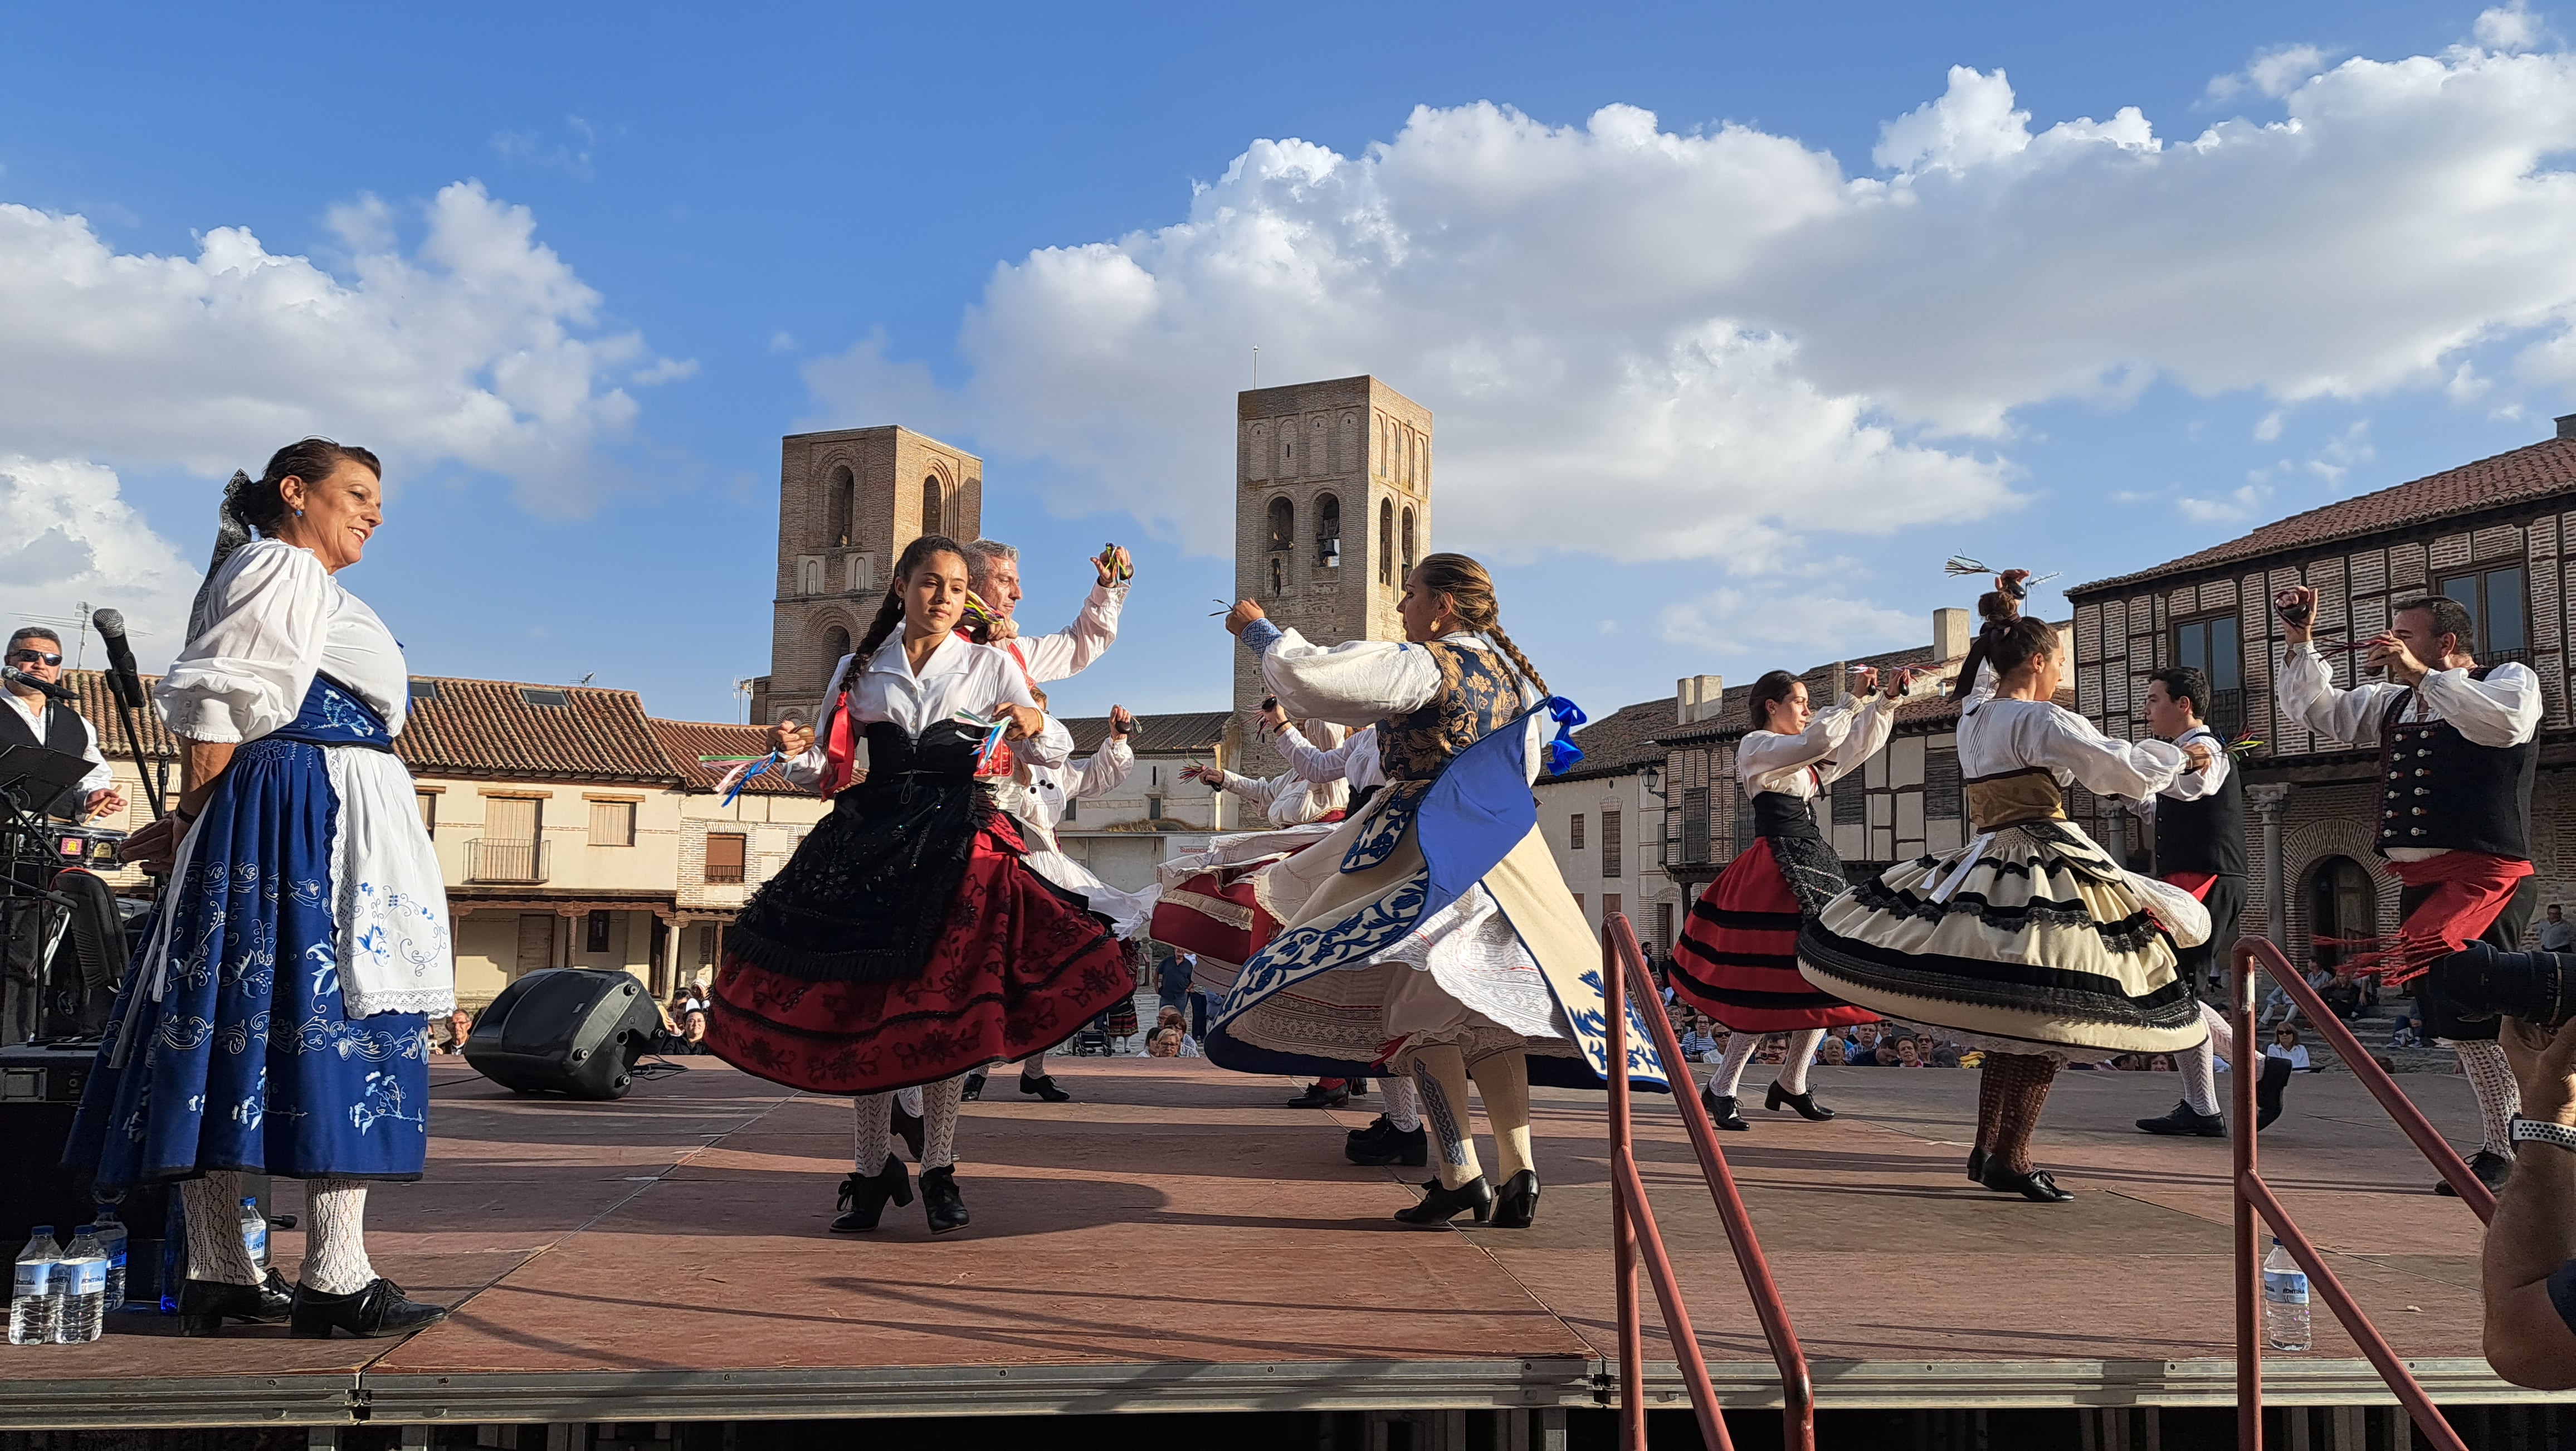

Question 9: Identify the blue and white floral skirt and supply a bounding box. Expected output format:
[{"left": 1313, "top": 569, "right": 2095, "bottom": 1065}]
[{"left": 67, "top": 738, "right": 429, "bottom": 1187}]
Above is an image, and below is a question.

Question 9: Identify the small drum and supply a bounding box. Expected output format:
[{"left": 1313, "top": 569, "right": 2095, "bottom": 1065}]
[{"left": 45, "top": 824, "right": 125, "bottom": 870}]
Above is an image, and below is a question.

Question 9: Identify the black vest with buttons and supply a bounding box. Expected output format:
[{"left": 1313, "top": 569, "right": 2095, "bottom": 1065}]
[
  {"left": 0, "top": 692, "right": 91, "bottom": 819},
  {"left": 2154, "top": 731, "right": 2248, "bottom": 879},
  {"left": 2375, "top": 668, "right": 2535, "bottom": 861}
]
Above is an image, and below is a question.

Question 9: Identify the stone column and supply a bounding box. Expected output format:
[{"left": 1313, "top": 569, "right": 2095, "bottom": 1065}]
[{"left": 2246, "top": 783, "right": 2294, "bottom": 1010}]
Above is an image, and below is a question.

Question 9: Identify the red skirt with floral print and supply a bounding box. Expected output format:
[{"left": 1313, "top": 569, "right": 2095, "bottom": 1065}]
[{"left": 705, "top": 819, "right": 1132, "bottom": 1095}]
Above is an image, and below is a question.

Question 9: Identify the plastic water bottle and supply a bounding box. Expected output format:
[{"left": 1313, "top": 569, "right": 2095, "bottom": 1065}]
[
  {"left": 84, "top": 1211, "right": 127, "bottom": 1313},
  {"left": 52, "top": 1237, "right": 106, "bottom": 1345},
  {"left": 11, "top": 1227, "right": 61, "bottom": 1346},
  {"left": 237, "top": 1197, "right": 269, "bottom": 1270},
  {"left": 2263, "top": 1237, "right": 2311, "bottom": 1351}
]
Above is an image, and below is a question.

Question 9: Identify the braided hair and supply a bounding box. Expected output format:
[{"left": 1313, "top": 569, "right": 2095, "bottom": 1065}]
[{"left": 1413, "top": 552, "right": 1549, "bottom": 698}]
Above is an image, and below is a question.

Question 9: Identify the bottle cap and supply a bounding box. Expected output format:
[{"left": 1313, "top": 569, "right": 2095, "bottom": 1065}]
[{"left": 30, "top": 1225, "right": 51, "bottom": 1236}]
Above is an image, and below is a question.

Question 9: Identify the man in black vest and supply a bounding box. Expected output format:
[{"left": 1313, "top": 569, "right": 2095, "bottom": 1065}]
[
  {"left": 2134, "top": 665, "right": 2279, "bottom": 1137},
  {"left": 2277, "top": 586, "right": 2538, "bottom": 1195},
  {"left": 1, "top": 625, "right": 123, "bottom": 1043}
]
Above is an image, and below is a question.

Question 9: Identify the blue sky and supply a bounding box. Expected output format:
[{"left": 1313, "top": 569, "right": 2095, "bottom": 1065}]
[{"left": 4, "top": 1, "right": 2573, "bottom": 726}]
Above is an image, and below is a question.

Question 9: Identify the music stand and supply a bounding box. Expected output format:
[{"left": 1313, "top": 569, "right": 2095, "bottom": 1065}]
[{"left": 0, "top": 746, "right": 95, "bottom": 823}]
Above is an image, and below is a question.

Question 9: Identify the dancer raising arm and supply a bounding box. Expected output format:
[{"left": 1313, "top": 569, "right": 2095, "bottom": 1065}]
[
  {"left": 703, "top": 535, "right": 1130, "bottom": 1236},
  {"left": 1212, "top": 554, "right": 1667, "bottom": 1229},
  {"left": 1799, "top": 592, "right": 2214, "bottom": 1203},
  {"left": 1670, "top": 661, "right": 1915, "bottom": 1131}
]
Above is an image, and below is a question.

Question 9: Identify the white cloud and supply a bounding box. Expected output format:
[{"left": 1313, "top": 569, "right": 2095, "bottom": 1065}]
[
  {"left": 805, "top": 40, "right": 2576, "bottom": 568},
  {"left": 2209, "top": 44, "right": 2334, "bottom": 102},
  {"left": 2253, "top": 409, "right": 2285, "bottom": 441},
  {"left": 0, "top": 457, "right": 200, "bottom": 642},
  {"left": 2305, "top": 421, "right": 2375, "bottom": 486},
  {"left": 2477, "top": 3, "right": 2554, "bottom": 52},
  {"left": 2179, "top": 483, "right": 2272, "bottom": 523},
  {"left": 0, "top": 181, "right": 672, "bottom": 515},
  {"left": 1659, "top": 588, "right": 1921, "bottom": 654}
]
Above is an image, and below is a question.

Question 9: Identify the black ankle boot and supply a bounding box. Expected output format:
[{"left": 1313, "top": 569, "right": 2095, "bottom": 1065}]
[
  {"left": 1702, "top": 1085, "right": 1748, "bottom": 1131},
  {"left": 1766, "top": 1080, "right": 1835, "bottom": 1121},
  {"left": 1490, "top": 1170, "right": 1541, "bottom": 1229},
  {"left": 1394, "top": 1175, "right": 1494, "bottom": 1226},
  {"left": 921, "top": 1165, "right": 970, "bottom": 1233},
  {"left": 960, "top": 1074, "right": 986, "bottom": 1102},
  {"left": 1019, "top": 1073, "right": 1072, "bottom": 1103},
  {"left": 178, "top": 1268, "right": 294, "bottom": 1337},
  {"left": 831, "top": 1155, "right": 915, "bottom": 1233},
  {"left": 289, "top": 1277, "right": 448, "bottom": 1338}
]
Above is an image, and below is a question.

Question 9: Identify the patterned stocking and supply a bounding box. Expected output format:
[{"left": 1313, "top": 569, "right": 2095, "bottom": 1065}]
[
  {"left": 2180, "top": 1002, "right": 2233, "bottom": 1116},
  {"left": 895, "top": 1084, "right": 925, "bottom": 1117},
  {"left": 179, "top": 1171, "right": 258, "bottom": 1287},
  {"left": 1983, "top": 1053, "right": 2061, "bottom": 1176},
  {"left": 1973, "top": 1054, "right": 2003, "bottom": 1156},
  {"left": 1382, "top": 1074, "right": 1423, "bottom": 1133},
  {"left": 1710, "top": 1032, "right": 1763, "bottom": 1099},
  {"left": 851, "top": 1092, "right": 893, "bottom": 1171},
  {"left": 1775, "top": 1029, "right": 1827, "bottom": 1095},
  {"left": 1466, "top": 1048, "right": 1534, "bottom": 1184},
  {"left": 2456, "top": 1039, "right": 2521, "bottom": 1157},
  {"left": 301, "top": 1180, "right": 378, "bottom": 1296},
  {"left": 1408, "top": 1047, "right": 1484, "bottom": 1190},
  {"left": 921, "top": 1073, "right": 965, "bottom": 1171}
]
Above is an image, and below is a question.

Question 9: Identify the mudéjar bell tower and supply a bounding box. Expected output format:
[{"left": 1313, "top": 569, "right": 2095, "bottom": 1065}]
[
  {"left": 748, "top": 426, "right": 983, "bottom": 728},
  {"left": 1233, "top": 376, "right": 1432, "bottom": 775}
]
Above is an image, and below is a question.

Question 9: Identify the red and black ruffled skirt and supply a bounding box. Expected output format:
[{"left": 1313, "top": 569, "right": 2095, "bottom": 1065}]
[
  {"left": 1671, "top": 809, "right": 1876, "bottom": 1034},
  {"left": 706, "top": 722, "right": 1130, "bottom": 1094}
]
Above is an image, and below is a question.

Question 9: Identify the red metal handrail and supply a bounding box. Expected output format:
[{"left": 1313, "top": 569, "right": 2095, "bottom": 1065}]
[
  {"left": 2231, "top": 935, "right": 2490, "bottom": 1451},
  {"left": 1603, "top": 913, "right": 1816, "bottom": 1451}
]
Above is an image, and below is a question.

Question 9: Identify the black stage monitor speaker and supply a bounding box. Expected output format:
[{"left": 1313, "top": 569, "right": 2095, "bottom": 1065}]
[
  {"left": 1, "top": 1040, "right": 174, "bottom": 1296},
  {"left": 463, "top": 968, "right": 662, "bottom": 1100}
]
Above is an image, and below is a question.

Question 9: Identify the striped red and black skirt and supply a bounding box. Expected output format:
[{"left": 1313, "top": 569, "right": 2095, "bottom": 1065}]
[{"left": 1671, "top": 836, "right": 1876, "bottom": 1034}]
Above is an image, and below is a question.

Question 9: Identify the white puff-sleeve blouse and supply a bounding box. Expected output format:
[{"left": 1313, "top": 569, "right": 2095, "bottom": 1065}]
[{"left": 155, "top": 540, "right": 411, "bottom": 743}]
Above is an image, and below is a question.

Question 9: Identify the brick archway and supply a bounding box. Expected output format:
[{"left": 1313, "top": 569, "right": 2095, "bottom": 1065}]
[{"left": 2277, "top": 815, "right": 2401, "bottom": 958}]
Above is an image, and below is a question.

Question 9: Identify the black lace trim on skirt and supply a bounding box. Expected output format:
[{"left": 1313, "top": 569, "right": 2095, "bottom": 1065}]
[
  {"left": 1797, "top": 921, "right": 2204, "bottom": 1033},
  {"left": 724, "top": 776, "right": 1000, "bottom": 984}
]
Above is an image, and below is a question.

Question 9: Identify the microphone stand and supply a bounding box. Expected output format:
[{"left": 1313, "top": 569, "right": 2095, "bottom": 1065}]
[{"left": 101, "top": 674, "right": 168, "bottom": 824}]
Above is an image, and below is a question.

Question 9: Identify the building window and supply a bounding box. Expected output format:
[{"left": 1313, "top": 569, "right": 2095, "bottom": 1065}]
[
  {"left": 1401, "top": 507, "right": 1417, "bottom": 574},
  {"left": 416, "top": 791, "right": 437, "bottom": 831},
  {"left": 826, "top": 464, "right": 855, "bottom": 546},
  {"left": 705, "top": 832, "right": 747, "bottom": 884},
  {"left": 1574, "top": 893, "right": 1585, "bottom": 914},
  {"left": 1316, "top": 493, "right": 1341, "bottom": 569},
  {"left": 1267, "top": 496, "right": 1295, "bottom": 552},
  {"left": 798, "top": 557, "right": 824, "bottom": 596},
  {"left": 821, "top": 625, "right": 851, "bottom": 685},
  {"left": 1831, "top": 781, "right": 1865, "bottom": 826},
  {"left": 1146, "top": 794, "right": 1164, "bottom": 821},
  {"left": 1680, "top": 787, "right": 1709, "bottom": 865},
  {"left": 1570, "top": 814, "right": 1586, "bottom": 850},
  {"left": 921, "top": 476, "right": 943, "bottom": 537},
  {"left": 589, "top": 800, "right": 636, "bottom": 847},
  {"left": 1064, "top": 797, "right": 1076, "bottom": 821},
  {"left": 2171, "top": 614, "right": 2245, "bottom": 734},
  {"left": 1601, "top": 809, "right": 1622, "bottom": 880},
  {"left": 1379, "top": 500, "right": 1394, "bottom": 586},
  {"left": 1656, "top": 900, "right": 1675, "bottom": 952},
  {"left": 585, "top": 910, "right": 612, "bottom": 953},
  {"left": 1924, "top": 747, "right": 1962, "bottom": 820},
  {"left": 2437, "top": 566, "right": 2528, "bottom": 661}
]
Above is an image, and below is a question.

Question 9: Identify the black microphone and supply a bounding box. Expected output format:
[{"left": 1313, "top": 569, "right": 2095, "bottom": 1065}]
[
  {"left": 93, "top": 608, "right": 144, "bottom": 709},
  {"left": 1, "top": 663, "right": 75, "bottom": 702}
]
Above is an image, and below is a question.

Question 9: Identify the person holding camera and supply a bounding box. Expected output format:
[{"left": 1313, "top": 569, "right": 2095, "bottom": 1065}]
[
  {"left": 2482, "top": 1019, "right": 2576, "bottom": 1388},
  {"left": 2275, "top": 584, "right": 2539, "bottom": 1195}
]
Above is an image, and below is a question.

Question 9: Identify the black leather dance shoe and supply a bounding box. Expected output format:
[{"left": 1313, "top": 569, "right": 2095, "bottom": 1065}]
[
  {"left": 2255, "top": 1055, "right": 2292, "bottom": 1131},
  {"left": 1765, "top": 1081, "right": 1836, "bottom": 1121},
  {"left": 1490, "top": 1171, "right": 1541, "bottom": 1229},
  {"left": 1701, "top": 1087, "right": 1749, "bottom": 1131},
  {"left": 1348, "top": 1113, "right": 1393, "bottom": 1144},
  {"left": 892, "top": 1101, "right": 926, "bottom": 1161},
  {"left": 1965, "top": 1147, "right": 1987, "bottom": 1182},
  {"left": 1395, "top": 1175, "right": 1494, "bottom": 1226},
  {"left": 2135, "top": 1100, "right": 2226, "bottom": 1138},
  {"left": 1347, "top": 1121, "right": 1429, "bottom": 1167},
  {"left": 1287, "top": 1083, "right": 1349, "bottom": 1109},
  {"left": 960, "top": 1073, "right": 987, "bottom": 1101},
  {"left": 289, "top": 1277, "right": 448, "bottom": 1338},
  {"left": 178, "top": 1268, "right": 295, "bottom": 1337},
  {"left": 1019, "top": 1073, "right": 1072, "bottom": 1103},
  {"left": 2435, "top": 1150, "right": 2513, "bottom": 1197},
  {"left": 832, "top": 1155, "right": 915, "bottom": 1233},
  {"left": 1977, "top": 1160, "right": 2075, "bottom": 1203},
  {"left": 921, "top": 1166, "right": 970, "bottom": 1233}
]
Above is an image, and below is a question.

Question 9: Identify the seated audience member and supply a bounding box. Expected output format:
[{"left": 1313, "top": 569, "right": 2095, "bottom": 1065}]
[
  {"left": 1843, "top": 1023, "right": 1883, "bottom": 1065},
  {"left": 2150, "top": 1054, "right": 2175, "bottom": 1072},
  {"left": 1893, "top": 1038, "right": 1923, "bottom": 1068},
  {"left": 2260, "top": 978, "right": 2302, "bottom": 1028},
  {"left": 1679, "top": 1017, "right": 1719, "bottom": 1061},
  {"left": 2390, "top": 1014, "right": 2423, "bottom": 1049},
  {"left": 1929, "top": 1041, "right": 1962, "bottom": 1069},
  {"left": 2268, "top": 1025, "right": 2311, "bottom": 1073},
  {"left": 1755, "top": 1035, "right": 1786, "bottom": 1065},
  {"left": 2482, "top": 1019, "right": 2576, "bottom": 1389},
  {"left": 2320, "top": 968, "right": 2364, "bottom": 1021},
  {"left": 435, "top": 1009, "right": 475, "bottom": 1054}
]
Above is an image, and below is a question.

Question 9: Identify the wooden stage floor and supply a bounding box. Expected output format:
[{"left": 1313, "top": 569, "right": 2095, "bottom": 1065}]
[{"left": 2, "top": 1055, "right": 2557, "bottom": 1429}]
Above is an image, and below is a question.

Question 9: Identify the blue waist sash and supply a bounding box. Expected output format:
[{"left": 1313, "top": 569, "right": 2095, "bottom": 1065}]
[{"left": 265, "top": 676, "right": 394, "bottom": 751}]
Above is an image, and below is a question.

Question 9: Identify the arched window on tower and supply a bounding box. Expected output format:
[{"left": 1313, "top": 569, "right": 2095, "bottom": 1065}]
[
  {"left": 1401, "top": 507, "right": 1417, "bottom": 574},
  {"left": 826, "top": 464, "right": 855, "bottom": 546},
  {"left": 921, "top": 476, "right": 944, "bottom": 538},
  {"left": 1379, "top": 500, "right": 1394, "bottom": 585},
  {"left": 1267, "top": 496, "right": 1295, "bottom": 552},
  {"left": 1315, "top": 494, "right": 1341, "bottom": 569},
  {"left": 821, "top": 626, "right": 851, "bottom": 686}
]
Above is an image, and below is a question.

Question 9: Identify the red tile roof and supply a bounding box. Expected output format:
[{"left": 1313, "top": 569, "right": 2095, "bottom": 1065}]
[
  {"left": 397, "top": 678, "right": 681, "bottom": 783},
  {"left": 1063, "top": 710, "right": 1233, "bottom": 757},
  {"left": 2075, "top": 436, "right": 2576, "bottom": 595},
  {"left": 650, "top": 719, "right": 811, "bottom": 796}
]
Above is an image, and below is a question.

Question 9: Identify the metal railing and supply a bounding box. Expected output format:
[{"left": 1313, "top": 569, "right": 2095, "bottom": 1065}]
[
  {"left": 1602, "top": 912, "right": 1815, "bottom": 1451},
  {"left": 465, "top": 838, "right": 550, "bottom": 884},
  {"left": 2229, "top": 936, "right": 2492, "bottom": 1451}
]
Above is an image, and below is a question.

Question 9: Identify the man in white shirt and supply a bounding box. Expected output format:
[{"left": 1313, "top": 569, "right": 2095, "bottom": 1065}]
[
  {"left": 2276, "top": 584, "right": 2538, "bottom": 1194},
  {"left": 0, "top": 627, "right": 121, "bottom": 820},
  {"left": 2542, "top": 905, "right": 2575, "bottom": 953},
  {"left": 963, "top": 542, "right": 1129, "bottom": 685}
]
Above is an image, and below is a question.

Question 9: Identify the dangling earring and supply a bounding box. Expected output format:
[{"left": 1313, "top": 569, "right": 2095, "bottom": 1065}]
[{"left": 293, "top": 508, "right": 304, "bottom": 518}]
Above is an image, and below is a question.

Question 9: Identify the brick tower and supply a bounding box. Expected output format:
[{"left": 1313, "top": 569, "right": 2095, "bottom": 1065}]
[
  {"left": 748, "top": 426, "right": 983, "bottom": 727},
  {"left": 1234, "top": 376, "right": 1432, "bottom": 775}
]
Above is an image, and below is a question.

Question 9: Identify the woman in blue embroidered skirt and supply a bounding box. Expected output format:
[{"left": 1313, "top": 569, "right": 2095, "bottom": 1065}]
[
  {"left": 1211, "top": 554, "right": 1668, "bottom": 1230},
  {"left": 67, "top": 440, "right": 453, "bottom": 1338}
]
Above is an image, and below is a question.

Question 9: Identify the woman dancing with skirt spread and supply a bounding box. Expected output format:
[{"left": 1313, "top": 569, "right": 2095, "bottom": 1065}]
[
  {"left": 69, "top": 440, "right": 452, "bottom": 1338},
  {"left": 1797, "top": 588, "right": 2214, "bottom": 1202},
  {"left": 1210, "top": 554, "right": 1667, "bottom": 1229},
  {"left": 1670, "top": 663, "right": 1914, "bottom": 1129},
  {"left": 704, "top": 535, "right": 1131, "bottom": 1236}
]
